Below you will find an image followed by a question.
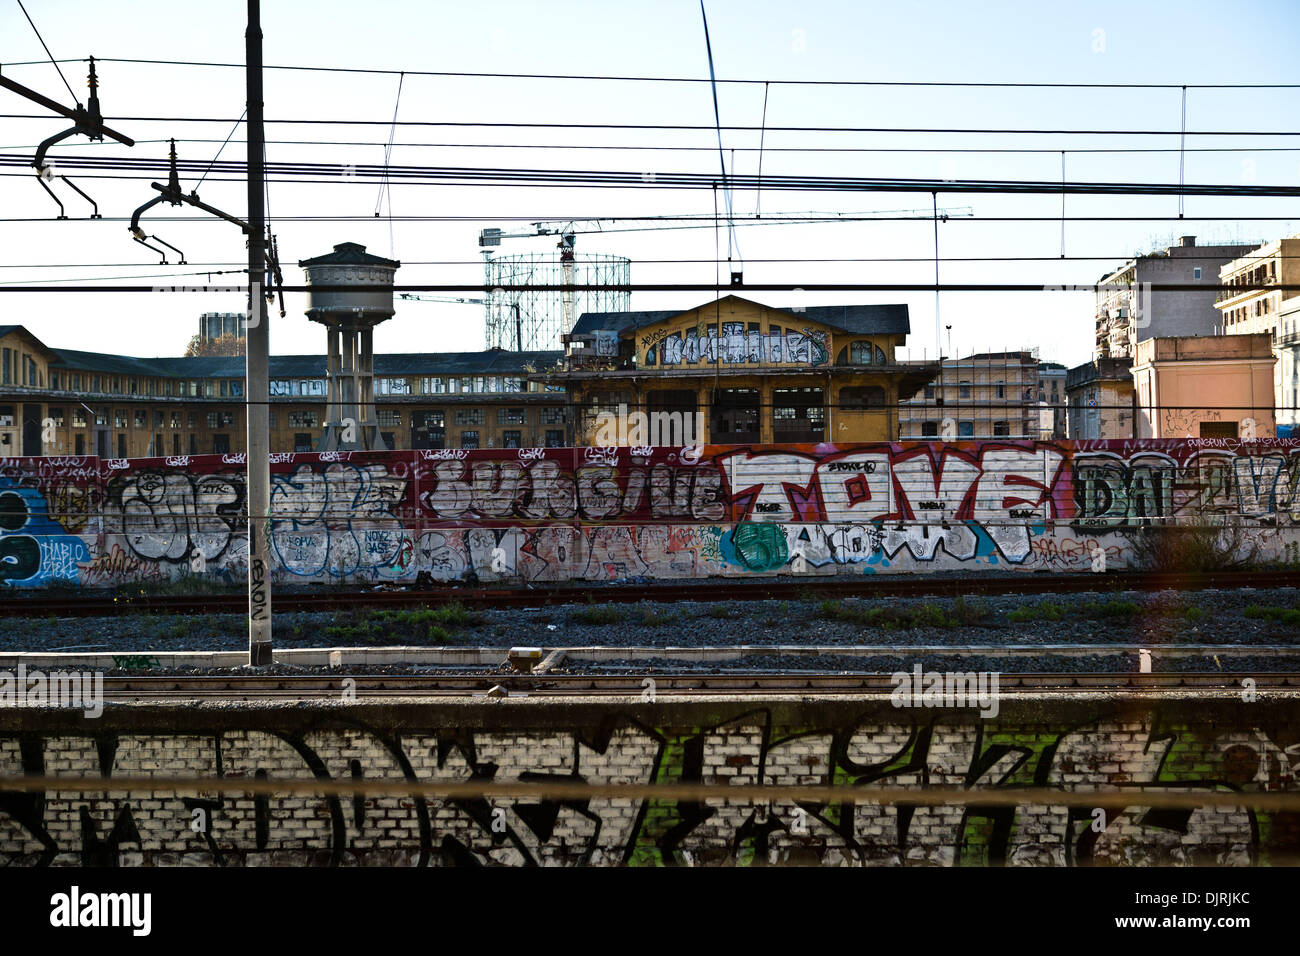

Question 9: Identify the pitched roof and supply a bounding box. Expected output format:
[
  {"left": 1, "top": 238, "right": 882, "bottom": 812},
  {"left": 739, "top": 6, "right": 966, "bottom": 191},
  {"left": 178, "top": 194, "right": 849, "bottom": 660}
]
[
  {"left": 48, "top": 347, "right": 563, "bottom": 379},
  {"left": 572, "top": 295, "right": 910, "bottom": 338}
]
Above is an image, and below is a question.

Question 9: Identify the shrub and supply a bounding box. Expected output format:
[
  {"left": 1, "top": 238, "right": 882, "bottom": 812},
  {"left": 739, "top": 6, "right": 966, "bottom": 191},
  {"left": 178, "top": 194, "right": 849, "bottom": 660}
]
[{"left": 1127, "top": 521, "right": 1258, "bottom": 573}]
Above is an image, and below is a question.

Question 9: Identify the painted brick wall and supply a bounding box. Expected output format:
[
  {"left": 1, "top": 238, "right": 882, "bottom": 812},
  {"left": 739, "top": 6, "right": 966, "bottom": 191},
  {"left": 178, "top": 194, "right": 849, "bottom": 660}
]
[
  {"left": 3, "top": 439, "right": 1300, "bottom": 587},
  {"left": 0, "top": 698, "right": 1292, "bottom": 866}
]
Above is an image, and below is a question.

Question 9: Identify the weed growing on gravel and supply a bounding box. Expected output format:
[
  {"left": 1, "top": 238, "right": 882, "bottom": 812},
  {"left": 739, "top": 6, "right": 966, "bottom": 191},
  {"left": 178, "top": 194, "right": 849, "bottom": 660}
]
[
  {"left": 816, "top": 599, "right": 962, "bottom": 630},
  {"left": 570, "top": 605, "right": 624, "bottom": 625},
  {"left": 702, "top": 605, "right": 734, "bottom": 620},
  {"left": 952, "top": 595, "right": 989, "bottom": 626},
  {"left": 1008, "top": 601, "right": 1065, "bottom": 623},
  {"left": 373, "top": 604, "right": 482, "bottom": 629},
  {"left": 1080, "top": 599, "right": 1139, "bottom": 619},
  {"left": 1243, "top": 605, "right": 1300, "bottom": 625},
  {"left": 1185, "top": 607, "right": 1206, "bottom": 624},
  {"left": 639, "top": 607, "right": 680, "bottom": 626}
]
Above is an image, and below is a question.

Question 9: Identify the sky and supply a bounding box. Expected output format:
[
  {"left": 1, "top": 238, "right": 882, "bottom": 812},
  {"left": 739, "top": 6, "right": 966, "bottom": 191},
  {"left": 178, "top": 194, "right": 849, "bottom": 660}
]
[{"left": 1, "top": 0, "right": 1299, "bottom": 368}]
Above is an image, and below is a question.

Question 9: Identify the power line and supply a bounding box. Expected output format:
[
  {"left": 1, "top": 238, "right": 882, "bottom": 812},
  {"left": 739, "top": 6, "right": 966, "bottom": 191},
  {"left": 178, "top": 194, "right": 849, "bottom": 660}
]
[
  {"left": 12, "top": 137, "right": 1300, "bottom": 155},
  {"left": 6, "top": 114, "right": 1300, "bottom": 136},
  {"left": 13, "top": 0, "right": 80, "bottom": 106},
  {"left": 3, "top": 282, "right": 1298, "bottom": 293},
  {"left": 11, "top": 253, "right": 1300, "bottom": 272},
  {"left": 5, "top": 154, "right": 1300, "bottom": 197},
  {"left": 7, "top": 56, "right": 1300, "bottom": 90},
  {"left": 0, "top": 210, "right": 1297, "bottom": 224}
]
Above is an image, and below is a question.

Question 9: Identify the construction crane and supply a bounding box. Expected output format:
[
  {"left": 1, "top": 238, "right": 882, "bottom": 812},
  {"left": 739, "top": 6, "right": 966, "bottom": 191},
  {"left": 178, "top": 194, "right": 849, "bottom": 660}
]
[{"left": 475, "top": 206, "right": 974, "bottom": 347}]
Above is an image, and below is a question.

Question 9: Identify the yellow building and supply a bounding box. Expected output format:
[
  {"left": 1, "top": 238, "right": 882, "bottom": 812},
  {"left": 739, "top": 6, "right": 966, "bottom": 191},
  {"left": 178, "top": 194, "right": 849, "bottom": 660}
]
[
  {"left": 0, "top": 324, "right": 566, "bottom": 457},
  {"left": 542, "top": 295, "right": 935, "bottom": 445}
]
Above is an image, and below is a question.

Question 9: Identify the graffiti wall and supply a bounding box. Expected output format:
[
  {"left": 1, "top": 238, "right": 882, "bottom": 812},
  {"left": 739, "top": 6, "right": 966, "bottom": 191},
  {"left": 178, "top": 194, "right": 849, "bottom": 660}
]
[
  {"left": 0, "top": 699, "right": 1293, "bottom": 866},
  {"left": 4, "top": 439, "right": 1300, "bottom": 587}
]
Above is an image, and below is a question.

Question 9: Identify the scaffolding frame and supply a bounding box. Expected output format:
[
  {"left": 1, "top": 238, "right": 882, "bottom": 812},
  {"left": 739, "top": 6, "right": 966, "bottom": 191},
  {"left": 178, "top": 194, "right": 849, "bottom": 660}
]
[{"left": 483, "top": 251, "right": 630, "bottom": 352}]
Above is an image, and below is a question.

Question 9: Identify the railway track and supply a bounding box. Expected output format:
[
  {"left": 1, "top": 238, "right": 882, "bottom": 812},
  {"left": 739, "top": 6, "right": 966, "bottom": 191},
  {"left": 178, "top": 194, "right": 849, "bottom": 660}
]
[
  {"left": 94, "top": 671, "right": 1300, "bottom": 700},
  {"left": 7, "top": 568, "right": 1300, "bottom": 618}
]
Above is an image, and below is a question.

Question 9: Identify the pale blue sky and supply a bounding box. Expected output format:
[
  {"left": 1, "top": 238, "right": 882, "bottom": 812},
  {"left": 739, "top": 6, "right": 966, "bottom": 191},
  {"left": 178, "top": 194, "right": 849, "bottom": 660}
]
[{"left": 2, "top": 0, "right": 1299, "bottom": 366}]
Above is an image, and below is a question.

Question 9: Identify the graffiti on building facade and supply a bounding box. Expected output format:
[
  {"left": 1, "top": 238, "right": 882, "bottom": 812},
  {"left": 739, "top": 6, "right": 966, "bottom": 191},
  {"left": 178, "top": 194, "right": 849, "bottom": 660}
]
[{"left": 4, "top": 439, "right": 1300, "bottom": 586}]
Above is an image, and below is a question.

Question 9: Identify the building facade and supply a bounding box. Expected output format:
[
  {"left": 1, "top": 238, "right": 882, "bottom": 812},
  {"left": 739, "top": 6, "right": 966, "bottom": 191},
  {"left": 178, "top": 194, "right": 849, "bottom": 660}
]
[
  {"left": 1215, "top": 235, "right": 1300, "bottom": 430},
  {"left": 1095, "top": 236, "right": 1257, "bottom": 360},
  {"left": 0, "top": 324, "right": 565, "bottom": 457},
  {"left": 898, "top": 351, "right": 1044, "bottom": 440},
  {"left": 1131, "top": 334, "right": 1275, "bottom": 439},
  {"left": 1065, "top": 357, "right": 1135, "bottom": 439},
  {"left": 545, "top": 295, "right": 934, "bottom": 445}
]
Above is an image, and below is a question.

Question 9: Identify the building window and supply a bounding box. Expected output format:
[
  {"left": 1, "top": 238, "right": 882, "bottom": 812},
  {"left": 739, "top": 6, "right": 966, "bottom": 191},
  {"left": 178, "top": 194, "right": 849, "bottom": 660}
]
[
  {"left": 924, "top": 385, "right": 935, "bottom": 399},
  {"left": 375, "top": 377, "right": 411, "bottom": 395},
  {"left": 117, "top": 434, "right": 126, "bottom": 458},
  {"left": 289, "top": 411, "right": 318, "bottom": 428},
  {"left": 1200, "top": 421, "right": 1238, "bottom": 438},
  {"left": 840, "top": 386, "right": 886, "bottom": 409},
  {"left": 959, "top": 381, "right": 971, "bottom": 399},
  {"left": 921, "top": 421, "right": 939, "bottom": 437},
  {"left": 212, "top": 434, "right": 231, "bottom": 454},
  {"left": 154, "top": 410, "right": 164, "bottom": 428},
  {"left": 958, "top": 421, "right": 974, "bottom": 437},
  {"left": 995, "top": 382, "right": 1005, "bottom": 398},
  {"left": 294, "top": 433, "right": 314, "bottom": 452},
  {"left": 270, "top": 380, "right": 293, "bottom": 396},
  {"left": 133, "top": 410, "right": 146, "bottom": 429},
  {"left": 170, "top": 411, "right": 181, "bottom": 428},
  {"left": 1193, "top": 267, "right": 1202, "bottom": 280},
  {"left": 545, "top": 429, "right": 564, "bottom": 447},
  {"left": 377, "top": 408, "right": 401, "bottom": 427},
  {"left": 455, "top": 408, "right": 484, "bottom": 426},
  {"left": 502, "top": 430, "right": 522, "bottom": 448},
  {"left": 422, "top": 377, "right": 445, "bottom": 394},
  {"left": 460, "top": 430, "right": 479, "bottom": 449},
  {"left": 73, "top": 408, "right": 87, "bottom": 427},
  {"left": 115, "top": 411, "right": 127, "bottom": 429},
  {"left": 503, "top": 378, "right": 523, "bottom": 392},
  {"left": 993, "top": 421, "right": 1010, "bottom": 436},
  {"left": 541, "top": 407, "right": 565, "bottom": 425},
  {"left": 498, "top": 408, "right": 526, "bottom": 425},
  {"left": 230, "top": 380, "right": 243, "bottom": 397},
  {"left": 48, "top": 407, "right": 65, "bottom": 427}
]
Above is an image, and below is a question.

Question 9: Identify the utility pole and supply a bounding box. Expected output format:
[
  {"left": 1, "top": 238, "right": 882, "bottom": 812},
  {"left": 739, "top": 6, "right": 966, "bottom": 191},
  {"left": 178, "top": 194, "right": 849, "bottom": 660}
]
[{"left": 246, "top": 0, "right": 272, "bottom": 665}]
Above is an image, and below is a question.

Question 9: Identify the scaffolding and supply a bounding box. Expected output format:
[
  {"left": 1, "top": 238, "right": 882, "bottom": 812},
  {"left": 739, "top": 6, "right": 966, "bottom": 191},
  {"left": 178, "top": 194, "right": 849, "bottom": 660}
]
[{"left": 483, "top": 251, "right": 630, "bottom": 352}]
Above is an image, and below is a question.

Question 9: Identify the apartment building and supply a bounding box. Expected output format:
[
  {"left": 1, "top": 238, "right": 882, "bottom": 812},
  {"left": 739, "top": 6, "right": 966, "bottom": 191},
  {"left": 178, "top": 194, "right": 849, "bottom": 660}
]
[
  {"left": 1215, "top": 235, "right": 1300, "bottom": 429},
  {"left": 1065, "top": 357, "right": 1135, "bottom": 439},
  {"left": 1095, "top": 236, "right": 1257, "bottom": 360},
  {"left": 898, "top": 351, "right": 1043, "bottom": 440}
]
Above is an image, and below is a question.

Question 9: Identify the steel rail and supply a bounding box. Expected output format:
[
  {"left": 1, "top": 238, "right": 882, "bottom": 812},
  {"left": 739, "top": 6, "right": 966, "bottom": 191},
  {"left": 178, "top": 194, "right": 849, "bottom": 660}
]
[
  {"left": 5, "top": 569, "right": 1300, "bottom": 619},
  {"left": 86, "top": 672, "right": 1300, "bottom": 699}
]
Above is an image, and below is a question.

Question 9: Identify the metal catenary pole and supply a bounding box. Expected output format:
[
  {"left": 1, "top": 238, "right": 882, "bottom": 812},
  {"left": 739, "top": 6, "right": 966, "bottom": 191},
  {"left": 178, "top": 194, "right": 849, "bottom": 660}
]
[{"left": 246, "top": 0, "right": 272, "bottom": 665}]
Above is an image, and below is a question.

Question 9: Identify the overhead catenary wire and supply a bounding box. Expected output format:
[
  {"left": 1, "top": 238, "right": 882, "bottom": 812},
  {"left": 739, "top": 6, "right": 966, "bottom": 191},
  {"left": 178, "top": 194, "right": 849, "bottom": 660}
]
[
  {"left": 13, "top": 0, "right": 80, "bottom": 106},
  {"left": 6, "top": 113, "right": 1300, "bottom": 135},
  {"left": 4, "top": 153, "right": 1299, "bottom": 197},
  {"left": 7, "top": 56, "right": 1300, "bottom": 89}
]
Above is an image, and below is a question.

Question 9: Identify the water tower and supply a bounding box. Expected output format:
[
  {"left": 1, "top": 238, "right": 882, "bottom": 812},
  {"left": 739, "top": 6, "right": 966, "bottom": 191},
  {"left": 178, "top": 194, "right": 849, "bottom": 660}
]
[{"left": 298, "top": 242, "right": 400, "bottom": 451}]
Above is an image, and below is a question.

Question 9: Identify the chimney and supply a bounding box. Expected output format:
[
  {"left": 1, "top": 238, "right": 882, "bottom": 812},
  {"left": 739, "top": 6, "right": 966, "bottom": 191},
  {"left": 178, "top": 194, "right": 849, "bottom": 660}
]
[{"left": 1178, "top": 236, "right": 1196, "bottom": 247}]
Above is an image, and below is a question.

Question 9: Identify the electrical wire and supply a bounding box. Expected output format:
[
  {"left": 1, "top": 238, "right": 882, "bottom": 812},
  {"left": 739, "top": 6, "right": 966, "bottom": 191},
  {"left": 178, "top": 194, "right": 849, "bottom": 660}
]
[
  {"left": 5, "top": 114, "right": 1300, "bottom": 135},
  {"left": 13, "top": 0, "right": 79, "bottom": 106},
  {"left": 7, "top": 56, "right": 1300, "bottom": 89}
]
